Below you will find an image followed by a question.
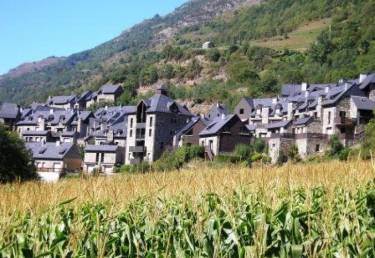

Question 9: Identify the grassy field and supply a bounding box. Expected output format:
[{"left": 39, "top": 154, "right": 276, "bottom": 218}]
[
  {"left": 252, "top": 19, "right": 331, "bottom": 51},
  {"left": 0, "top": 160, "right": 374, "bottom": 256}
]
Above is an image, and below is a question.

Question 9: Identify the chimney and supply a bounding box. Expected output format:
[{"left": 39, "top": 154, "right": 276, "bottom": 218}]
[
  {"left": 156, "top": 85, "right": 168, "bottom": 96},
  {"left": 344, "top": 82, "right": 350, "bottom": 91},
  {"left": 359, "top": 74, "right": 367, "bottom": 83},
  {"left": 305, "top": 91, "right": 310, "bottom": 98},
  {"left": 49, "top": 109, "right": 54, "bottom": 115},
  {"left": 287, "top": 102, "right": 294, "bottom": 120},
  {"left": 325, "top": 87, "right": 329, "bottom": 93},
  {"left": 105, "top": 106, "right": 108, "bottom": 111},
  {"left": 221, "top": 113, "right": 226, "bottom": 120},
  {"left": 56, "top": 141, "right": 61, "bottom": 147},
  {"left": 301, "top": 82, "right": 308, "bottom": 91},
  {"left": 272, "top": 97, "right": 278, "bottom": 104}
]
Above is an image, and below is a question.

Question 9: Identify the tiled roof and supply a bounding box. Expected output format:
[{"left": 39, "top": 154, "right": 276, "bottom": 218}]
[{"left": 26, "top": 142, "right": 74, "bottom": 160}]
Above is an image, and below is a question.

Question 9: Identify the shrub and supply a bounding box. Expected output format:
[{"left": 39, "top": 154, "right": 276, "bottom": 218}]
[
  {"left": 234, "top": 144, "right": 253, "bottom": 161},
  {"left": 0, "top": 125, "right": 37, "bottom": 183},
  {"left": 254, "top": 138, "right": 267, "bottom": 153},
  {"left": 328, "top": 135, "right": 344, "bottom": 157},
  {"left": 361, "top": 117, "right": 375, "bottom": 159},
  {"left": 277, "top": 150, "right": 288, "bottom": 165},
  {"left": 288, "top": 145, "right": 301, "bottom": 163},
  {"left": 215, "top": 155, "right": 241, "bottom": 164}
]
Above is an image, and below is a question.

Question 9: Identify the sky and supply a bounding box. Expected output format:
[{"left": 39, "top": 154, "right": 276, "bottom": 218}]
[{"left": 0, "top": 0, "right": 187, "bottom": 75}]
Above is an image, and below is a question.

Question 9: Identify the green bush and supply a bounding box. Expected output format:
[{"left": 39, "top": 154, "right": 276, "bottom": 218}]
[
  {"left": 0, "top": 125, "right": 37, "bottom": 183},
  {"left": 215, "top": 155, "right": 241, "bottom": 164}
]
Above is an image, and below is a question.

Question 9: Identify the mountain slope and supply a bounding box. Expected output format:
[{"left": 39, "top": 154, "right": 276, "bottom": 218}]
[
  {"left": 0, "top": 0, "right": 374, "bottom": 107},
  {"left": 0, "top": 0, "right": 260, "bottom": 104}
]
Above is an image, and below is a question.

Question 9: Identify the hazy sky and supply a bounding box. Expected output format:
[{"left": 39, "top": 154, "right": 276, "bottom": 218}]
[{"left": 0, "top": 0, "right": 187, "bottom": 74}]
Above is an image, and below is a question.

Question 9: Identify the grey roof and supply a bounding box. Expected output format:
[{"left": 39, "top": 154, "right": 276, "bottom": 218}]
[
  {"left": 61, "top": 131, "right": 77, "bottom": 137},
  {"left": 266, "top": 120, "right": 291, "bottom": 129},
  {"left": 175, "top": 116, "right": 210, "bottom": 138},
  {"left": 200, "top": 114, "right": 244, "bottom": 136},
  {"left": 77, "top": 91, "right": 94, "bottom": 102},
  {"left": 359, "top": 74, "right": 375, "bottom": 90},
  {"left": 246, "top": 124, "right": 257, "bottom": 131},
  {"left": 0, "top": 102, "right": 19, "bottom": 119},
  {"left": 253, "top": 98, "right": 274, "bottom": 108},
  {"left": 22, "top": 130, "right": 49, "bottom": 136},
  {"left": 293, "top": 116, "right": 313, "bottom": 126},
  {"left": 352, "top": 96, "right": 375, "bottom": 111},
  {"left": 99, "top": 84, "right": 123, "bottom": 94},
  {"left": 281, "top": 84, "right": 302, "bottom": 97},
  {"left": 207, "top": 103, "right": 229, "bottom": 120},
  {"left": 48, "top": 95, "right": 76, "bottom": 105},
  {"left": 26, "top": 142, "right": 74, "bottom": 160},
  {"left": 85, "top": 144, "right": 119, "bottom": 153},
  {"left": 17, "top": 108, "right": 77, "bottom": 126},
  {"left": 143, "top": 93, "right": 192, "bottom": 116}
]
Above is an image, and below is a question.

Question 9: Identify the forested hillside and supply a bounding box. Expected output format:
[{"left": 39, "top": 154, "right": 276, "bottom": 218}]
[{"left": 0, "top": 0, "right": 374, "bottom": 109}]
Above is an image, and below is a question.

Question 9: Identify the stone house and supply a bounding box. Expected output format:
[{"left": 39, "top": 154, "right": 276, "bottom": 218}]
[
  {"left": 125, "top": 86, "right": 193, "bottom": 164},
  {"left": 84, "top": 145, "right": 122, "bottom": 173},
  {"left": 199, "top": 114, "right": 251, "bottom": 158},
  {"left": 206, "top": 103, "right": 229, "bottom": 121},
  {"left": 0, "top": 102, "right": 20, "bottom": 130},
  {"left": 173, "top": 116, "right": 210, "bottom": 147},
  {"left": 96, "top": 84, "right": 124, "bottom": 104},
  {"left": 26, "top": 142, "right": 82, "bottom": 182},
  {"left": 47, "top": 95, "right": 77, "bottom": 110}
]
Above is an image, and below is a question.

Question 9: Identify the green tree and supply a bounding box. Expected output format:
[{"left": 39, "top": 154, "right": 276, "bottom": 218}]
[{"left": 0, "top": 126, "right": 37, "bottom": 183}]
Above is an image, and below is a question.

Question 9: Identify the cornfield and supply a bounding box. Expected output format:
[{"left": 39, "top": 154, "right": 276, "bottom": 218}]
[{"left": 0, "top": 161, "right": 374, "bottom": 257}]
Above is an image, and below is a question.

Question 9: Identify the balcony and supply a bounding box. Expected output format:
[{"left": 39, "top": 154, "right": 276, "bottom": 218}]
[
  {"left": 335, "top": 117, "right": 355, "bottom": 127},
  {"left": 129, "top": 146, "right": 145, "bottom": 153},
  {"left": 136, "top": 123, "right": 146, "bottom": 129}
]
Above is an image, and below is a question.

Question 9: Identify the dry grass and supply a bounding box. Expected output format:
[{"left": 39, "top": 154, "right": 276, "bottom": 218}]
[
  {"left": 0, "top": 159, "right": 374, "bottom": 216},
  {"left": 252, "top": 18, "right": 331, "bottom": 51}
]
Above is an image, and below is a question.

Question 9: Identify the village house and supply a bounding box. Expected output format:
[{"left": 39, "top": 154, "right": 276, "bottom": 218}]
[
  {"left": 0, "top": 102, "right": 20, "bottom": 130},
  {"left": 125, "top": 86, "right": 193, "bottom": 164},
  {"left": 47, "top": 95, "right": 77, "bottom": 110},
  {"left": 199, "top": 114, "right": 252, "bottom": 159},
  {"left": 84, "top": 145, "right": 122, "bottom": 173},
  {"left": 26, "top": 141, "right": 82, "bottom": 182},
  {"left": 96, "top": 84, "right": 124, "bottom": 104},
  {"left": 173, "top": 116, "right": 210, "bottom": 147},
  {"left": 234, "top": 73, "right": 375, "bottom": 163}
]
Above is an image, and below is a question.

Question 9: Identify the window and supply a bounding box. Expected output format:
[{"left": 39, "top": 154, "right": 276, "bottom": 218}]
[
  {"left": 130, "top": 118, "right": 133, "bottom": 128},
  {"left": 239, "top": 109, "right": 244, "bottom": 115},
  {"left": 314, "top": 112, "right": 318, "bottom": 118},
  {"left": 315, "top": 144, "right": 320, "bottom": 152},
  {"left": 96, "top": 153, "right": 99, "bottom": 163},
  {"left": 130, "top": 130, "right": 133, "bottom": 137},
  {"left": 328, "top": 111, "right": 331, "bottom": 124},
  {"left": 149, "top": 129, "right": 152, "bottom": 137},
  {"left": 149, "top": 117, "right": 153, "bottom": 127},
  {"left": 160, "top": 142, "right": 164, "bottom": 149},
  {"left": 101, "top": 153, "right": 104, "bottom": 163}
]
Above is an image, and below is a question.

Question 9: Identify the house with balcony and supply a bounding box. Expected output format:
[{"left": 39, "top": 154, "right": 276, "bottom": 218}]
[
  {"left": 125, "top": 86, "right": 193, "bottom": 164},
  {"left": 26, "top": 141, "right": 82, "bottom": 182},
  {"left": 84, "top": 145, "right": 122, "bottom": 173}
]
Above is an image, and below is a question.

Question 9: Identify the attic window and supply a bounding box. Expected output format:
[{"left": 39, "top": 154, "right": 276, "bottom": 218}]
[
  {"left": 239, "top": 109, "right": 244, "bottom": 115},
  {"left": 39, "top": 148, "right": 47, "bottom": 154}
]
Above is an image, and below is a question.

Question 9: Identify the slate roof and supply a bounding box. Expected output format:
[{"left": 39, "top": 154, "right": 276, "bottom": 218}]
[
  {"left": 359, "top": 74, "right": 375, "bottom": 90},
  {"left": 266, "top": 120, "right": 291, "bottom": 129},
  {"left": 352, "top": 96, "right": 375, "bottom": 111},
  {"left": 174, "top": 116, "right": 210, "bottom": 138},
  {"left": 22, "top": 130, "right": 49, "bottom": 136},
  {"left": 48, "top": 95, "right": 76, "bottom": 105},
  {"left": 207, "top": 103, "right": 229, "bottom": 120},
  {"left": 26, "top": 142, "right": 74, "bottom": 160},
  {"left": 293, "top": 116, "right": 313, "bottom": 126},
  {"left": 200, "top": 114, "right": 239, "bottom": 136},
  {"left": 0, "top": 102, "right": 19, "bottom": 119},
  {"left": 143, "top": 93, "right": 192, "bottom": 116},
  {"left": 85, "top": 144, "right": 119, "bottom": 153},
  {"left": 99, "top": 84, "right": 123, "bottom": 94},
  {"left": 17, "top": 108, "right": 77, "bottom": 126}
]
